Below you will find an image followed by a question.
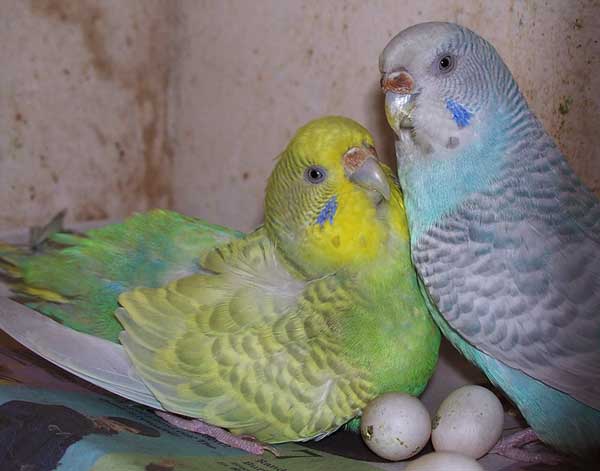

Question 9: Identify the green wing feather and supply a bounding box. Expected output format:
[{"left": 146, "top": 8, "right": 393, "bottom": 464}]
[
  {"left": 0, "top": 209, "right": 242, "bottom": 341},
  {"left": 117, "top": 228, "right": 375, "bottom": 443}
]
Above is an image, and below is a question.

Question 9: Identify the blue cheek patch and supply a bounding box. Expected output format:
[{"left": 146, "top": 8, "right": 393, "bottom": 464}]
[
  {"left": 446, "top": 99, "right": 473, "bottom": 128},
  {"left": 315, "top": 196, "right": 338, "bottom": 227}
]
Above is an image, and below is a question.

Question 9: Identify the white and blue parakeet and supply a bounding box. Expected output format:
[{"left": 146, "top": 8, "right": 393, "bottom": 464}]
[{"left": 380, "top": 22, "right": 600, "bottom": 463}]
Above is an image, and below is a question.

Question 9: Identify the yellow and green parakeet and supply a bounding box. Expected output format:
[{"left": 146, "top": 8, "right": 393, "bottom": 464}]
[{"left": 0, "top": 116, "right": 440, "bottom": 453}]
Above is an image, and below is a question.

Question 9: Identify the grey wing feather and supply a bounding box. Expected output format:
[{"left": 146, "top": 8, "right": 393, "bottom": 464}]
[
  {"left": 415, "top": 141, "right": 600, "bottom": 410},
  {"left": 0, "top": 296, "right": 163, "bottom": 410}
]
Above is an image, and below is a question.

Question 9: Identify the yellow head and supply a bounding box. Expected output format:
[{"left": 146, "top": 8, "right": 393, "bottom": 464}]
[{"left": 265, "top": 116, "right": 406, "bottom": 277}]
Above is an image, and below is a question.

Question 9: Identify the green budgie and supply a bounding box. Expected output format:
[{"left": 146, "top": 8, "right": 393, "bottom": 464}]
[{"left": 0, "top": 116, "right": 440, "bottom": 454}]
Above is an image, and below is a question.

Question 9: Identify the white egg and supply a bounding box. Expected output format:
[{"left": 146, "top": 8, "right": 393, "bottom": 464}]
[
  {"left": 405, "top": 451, "right": 485, "bottom": 471},
  {"left": 360, "top": 392, "right": 431, "bottom": 461},
  {"left": 432, "top": 385, "right": 504, "bottom": 459}
]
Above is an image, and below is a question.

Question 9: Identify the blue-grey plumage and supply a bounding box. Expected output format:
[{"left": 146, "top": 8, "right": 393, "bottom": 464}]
[{"left": 380, "top": 22, "right": 600, "bottom": 458}]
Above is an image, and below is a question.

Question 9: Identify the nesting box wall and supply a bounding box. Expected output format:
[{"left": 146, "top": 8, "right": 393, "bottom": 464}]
[
  {"left": 172, "top": 0, "right": 600, "bottom": 231},
  {"left": 1, "top": 1, "right": 599, "bottom": 232},
  {"left": 0, "top": 0, "right": 178, "bottom": 230}
]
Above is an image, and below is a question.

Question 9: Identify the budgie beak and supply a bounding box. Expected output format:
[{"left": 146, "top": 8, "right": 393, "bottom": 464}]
[
  {"left": 381, "top": 70, "right": 418, "bottom": 135},
  {"left": 343, "top": 147, "right": 391, "bottom": 202}
]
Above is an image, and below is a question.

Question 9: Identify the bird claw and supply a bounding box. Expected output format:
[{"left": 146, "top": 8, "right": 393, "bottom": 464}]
[
  {"left": 490, "top": 428, "right": 565, "bottom": 465},
  {"left": 155, "top": 411, "right": 279, "bottom": 456}
]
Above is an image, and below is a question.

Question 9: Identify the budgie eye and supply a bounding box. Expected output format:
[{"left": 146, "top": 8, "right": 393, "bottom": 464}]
[
  {"left": 305, "top": 166, "right": 327, "bottom": 184},
  {"left": 437, "top": 54, "right": 455, "bottom": 74}
]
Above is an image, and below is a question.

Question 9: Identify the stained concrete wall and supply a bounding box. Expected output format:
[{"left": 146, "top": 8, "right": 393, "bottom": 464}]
[
  {"left": 0, "top": 0, "right": 177, "bottom": 229},
  {"left": 1, "top": 1, "right": 599, "bottom": 232}
]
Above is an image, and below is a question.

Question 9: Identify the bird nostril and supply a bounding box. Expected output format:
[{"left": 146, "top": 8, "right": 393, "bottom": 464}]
[
  {"left": 343, "top": 147, "right": 369, "bottom": 174},
  {"left": 382, "top": 71, "right": 414, "bottom": 95}
]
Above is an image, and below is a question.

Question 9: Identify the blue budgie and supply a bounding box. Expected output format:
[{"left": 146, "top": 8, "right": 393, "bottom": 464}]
[{"left": 380, "top": 22, "right": 600, "bottom": 463}]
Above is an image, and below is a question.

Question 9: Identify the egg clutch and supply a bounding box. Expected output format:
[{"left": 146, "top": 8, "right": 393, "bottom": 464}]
[{"left": 360, "top": 385, "right": 504, "bottom": 465}]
